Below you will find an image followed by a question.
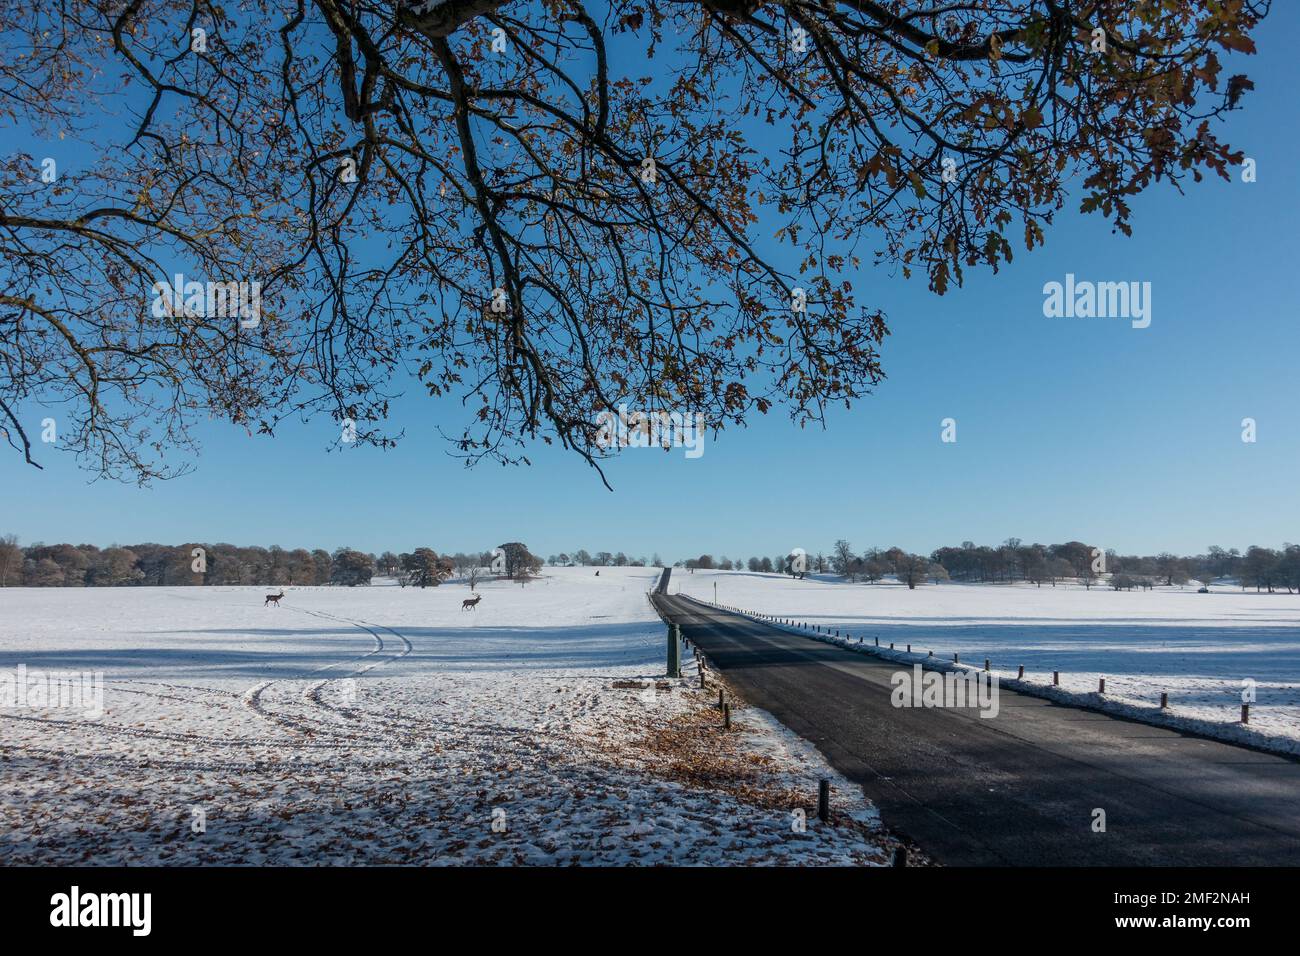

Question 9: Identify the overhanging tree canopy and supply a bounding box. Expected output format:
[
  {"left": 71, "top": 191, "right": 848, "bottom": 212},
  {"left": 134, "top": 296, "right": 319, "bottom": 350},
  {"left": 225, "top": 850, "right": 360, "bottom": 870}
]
[{"left": 0, "top": 0, "right": 1267, "bottom": 483}]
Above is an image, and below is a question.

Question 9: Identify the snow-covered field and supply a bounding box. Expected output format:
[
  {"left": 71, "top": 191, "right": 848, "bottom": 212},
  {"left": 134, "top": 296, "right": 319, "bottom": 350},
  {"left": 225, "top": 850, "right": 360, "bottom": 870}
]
[
  {"left": 675, "top": 571, "right": 1300, "bottom": 753},
  {"left": 0, "top": 568, "right": 889, "bottom": 865}
]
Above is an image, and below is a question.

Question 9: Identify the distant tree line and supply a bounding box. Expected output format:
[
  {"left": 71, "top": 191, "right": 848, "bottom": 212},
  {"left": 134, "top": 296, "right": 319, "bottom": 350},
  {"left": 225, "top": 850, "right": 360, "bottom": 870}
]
[
  {"left": 925, "top": 540, "right": 1300, "bottom": 593},
  {"left": 10, "top": 534, "right": 1294, "bottom": 594},
  {"left": 665, "top": 540, "right": 1300, "bottom": 594},
  {"left": 545, "top": 551, "right": 660, "bottom": 568},
  {"left": 0, "top": 537, "right": 361, "bottom": 588},
  {"left": 0, "top": 537, "right": 547, "bottom": 589}
]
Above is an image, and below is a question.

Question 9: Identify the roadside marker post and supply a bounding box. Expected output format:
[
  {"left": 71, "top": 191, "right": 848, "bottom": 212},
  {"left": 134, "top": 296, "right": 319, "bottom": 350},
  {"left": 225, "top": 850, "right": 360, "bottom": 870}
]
[
  {"left": 667, "top": 624, "right": 681, "bottom": 678},
  {"left": 817, "top": 779, "right": 830, "bottom": 823}
]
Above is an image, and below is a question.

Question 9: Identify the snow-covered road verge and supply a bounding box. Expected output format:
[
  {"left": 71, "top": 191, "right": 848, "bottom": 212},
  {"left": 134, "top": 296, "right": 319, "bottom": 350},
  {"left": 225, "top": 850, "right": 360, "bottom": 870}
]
[{"left": 0, "top": 569, "right": 892, "bottom": 865}]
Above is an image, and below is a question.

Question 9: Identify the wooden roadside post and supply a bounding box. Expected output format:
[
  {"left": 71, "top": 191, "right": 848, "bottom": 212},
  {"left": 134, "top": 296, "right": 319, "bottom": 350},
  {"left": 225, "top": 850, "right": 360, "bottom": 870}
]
[
  {"left": 1053, "top": 671, "right": 1060, "bottom": 686},
  {"left": 1018, "top": 665, "right": 1024, "bottom": 679},
  {"left": 1160, "top": 692, "right": 1168, "bottom": 709},
  {"left": 1242, "top": 703, "right": 1250, "bottom": 724},
  {"left": 667, "top": 624, "right": 681, "bottom": 678},
  {"left": 1098, "top": 678, "right": 1105, "bottom": 694},
  {"left": 723, "top": 702, "right": 731, "bottom": 730},
  {"left": 817, "top": 780, "right": 830, "bottom": 823}
]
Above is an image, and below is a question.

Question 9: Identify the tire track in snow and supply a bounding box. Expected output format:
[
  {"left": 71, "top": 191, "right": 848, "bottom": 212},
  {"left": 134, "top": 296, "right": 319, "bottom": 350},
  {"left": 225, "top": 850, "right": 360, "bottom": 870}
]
[
  {"left": 238, "top": 603, "right": 390, "bottom": 739},
  {"left": 3, "top": 600, "right": 561, "bottom": 778},
  {"left": 240, "top": 604, "right": 424, "bottom": 744},
  {"left": 0, "top": 710, "right": 371, "bottom": 751},
  {"left": 291, "top": 608, "right": 428, "bottom": 739}
]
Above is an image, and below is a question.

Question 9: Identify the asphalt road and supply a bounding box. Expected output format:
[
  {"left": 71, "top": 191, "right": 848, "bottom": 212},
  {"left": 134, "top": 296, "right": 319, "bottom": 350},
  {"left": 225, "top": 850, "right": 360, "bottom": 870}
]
[{"left": 655, "top": 592, "right": 1300, "bottom": 866}]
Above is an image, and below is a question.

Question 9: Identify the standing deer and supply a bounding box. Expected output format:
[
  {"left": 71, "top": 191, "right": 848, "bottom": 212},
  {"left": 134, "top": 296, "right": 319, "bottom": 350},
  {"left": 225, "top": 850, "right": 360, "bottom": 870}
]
[
  {"left": 461, "top": 594, "right": 482, "bottom": 611},
  {"left": 264, "top": 589, "right": 285, "bottom": 607}
]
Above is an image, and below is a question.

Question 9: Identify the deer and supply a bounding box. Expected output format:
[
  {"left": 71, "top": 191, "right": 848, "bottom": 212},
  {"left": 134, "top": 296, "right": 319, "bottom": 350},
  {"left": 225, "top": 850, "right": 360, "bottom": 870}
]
[
  {"left": 264, "top": 589, "right": 285, "bottom": 607},
  {"left": 461, "top": 594, "right": 482, "bottom": 611}
]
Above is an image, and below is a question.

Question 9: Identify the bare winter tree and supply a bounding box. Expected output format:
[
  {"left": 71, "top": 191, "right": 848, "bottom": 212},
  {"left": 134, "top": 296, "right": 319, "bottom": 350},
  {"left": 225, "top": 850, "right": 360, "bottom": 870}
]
[
  {"left": 897, "top": 552, "right": 931, "bottom": 589},
  {"left": 832, "top": 539, "right": 855, "bottom": 580},
  {"left": 0, "top": 1, "right": 1267, "bottom": 484},
  {"left": 0, "top": 534, "right": 20, "bottom": 586}
]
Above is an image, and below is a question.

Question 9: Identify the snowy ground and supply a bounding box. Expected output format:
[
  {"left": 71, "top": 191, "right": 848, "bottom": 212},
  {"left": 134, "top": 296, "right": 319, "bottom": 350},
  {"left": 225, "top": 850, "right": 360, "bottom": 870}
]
[
  {"left": 674, "top": 571, "right": 1300, "bottom": 754},
  {"left": 0, "top": 568, "right": 892, "bottom": 865}
]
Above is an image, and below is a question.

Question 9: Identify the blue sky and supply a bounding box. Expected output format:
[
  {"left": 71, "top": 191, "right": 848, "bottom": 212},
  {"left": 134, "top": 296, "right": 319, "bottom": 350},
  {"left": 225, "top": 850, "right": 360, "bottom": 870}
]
[{"left": 4, "top": 6, "right": 1298, "bottom": 561}]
